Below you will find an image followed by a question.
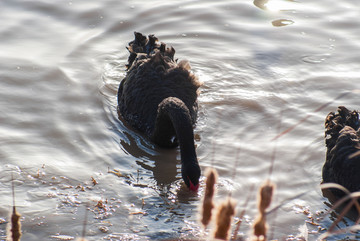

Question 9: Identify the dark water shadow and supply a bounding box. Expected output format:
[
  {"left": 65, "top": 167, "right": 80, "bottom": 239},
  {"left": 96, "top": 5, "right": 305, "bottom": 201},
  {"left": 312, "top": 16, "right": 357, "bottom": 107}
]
[
  {"left": 322, "top": 187, "right": 360, "bottom": 222},
  {"left": 119, "top": 129, "right": 179, "bottom": 188},
  {"left": 114, "top": 113, "right": 202, "bottom": 206}
]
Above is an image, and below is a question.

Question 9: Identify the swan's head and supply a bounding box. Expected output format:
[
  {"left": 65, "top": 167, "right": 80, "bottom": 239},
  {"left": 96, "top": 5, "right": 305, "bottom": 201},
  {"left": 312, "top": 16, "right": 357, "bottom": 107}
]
[{"left": 182, "top": 162, "right": 201, "bottom": 191}]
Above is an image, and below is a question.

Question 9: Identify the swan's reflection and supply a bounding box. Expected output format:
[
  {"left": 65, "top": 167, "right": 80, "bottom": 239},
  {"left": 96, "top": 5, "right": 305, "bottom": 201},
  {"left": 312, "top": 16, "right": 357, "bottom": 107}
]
[
  {"left": 322, "top": 187, "right": 360, "bottom": 222},
  {"left": 119, "top": 129, "right": 179, "bottom": 188}
]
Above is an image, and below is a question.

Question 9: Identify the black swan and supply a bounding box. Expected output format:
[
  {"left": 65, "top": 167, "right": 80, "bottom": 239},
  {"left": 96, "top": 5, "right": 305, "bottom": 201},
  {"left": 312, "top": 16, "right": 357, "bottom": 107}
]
[
  {"left": 117, "top": 32, "right": 202, "bottom": 191},
  {"left": 323, "top": 106, "right": 360, "bottom": 195}
]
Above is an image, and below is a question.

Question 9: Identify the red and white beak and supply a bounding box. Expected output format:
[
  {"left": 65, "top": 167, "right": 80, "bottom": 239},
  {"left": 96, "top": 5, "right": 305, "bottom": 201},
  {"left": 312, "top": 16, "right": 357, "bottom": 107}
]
[{"left": 189, "top": 180, "right": 199, "bottom": 191}]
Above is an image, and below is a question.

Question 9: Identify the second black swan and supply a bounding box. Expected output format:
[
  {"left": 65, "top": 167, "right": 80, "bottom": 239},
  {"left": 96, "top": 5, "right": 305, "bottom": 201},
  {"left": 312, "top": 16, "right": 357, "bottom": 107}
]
[
  {"left": 117, "top": 32, "right": 202, "bottom": 191},
  {"left": 323, "top": 106, "right": 360, "bottom": 195}
]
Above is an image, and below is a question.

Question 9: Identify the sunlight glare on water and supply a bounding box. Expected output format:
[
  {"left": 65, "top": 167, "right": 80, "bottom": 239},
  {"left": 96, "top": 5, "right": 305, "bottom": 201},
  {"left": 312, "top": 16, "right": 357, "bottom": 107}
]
[{"left": 253, "top": 0, "right": 299, "bottom": 12}]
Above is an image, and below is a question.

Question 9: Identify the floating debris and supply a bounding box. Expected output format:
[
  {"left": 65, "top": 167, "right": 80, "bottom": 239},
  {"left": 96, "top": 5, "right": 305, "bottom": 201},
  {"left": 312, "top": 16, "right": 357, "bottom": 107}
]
[
  {"left": 301, "top": 54, "right": 330, "bottom": 64},
  {"left": 75, "top": 185, "right": 86, "bottom": 192},
  {"left": 99, "top": 226, "right": 109, "bottom": 233},
  {"left": 272, "top": 19, "right": 294, "bottom": 27},
  {"left": 107, "top": 168, "right": 129, "bottom": 178},
  {"left": 50, "top": 234, "right": 75, "bottom": 240},
  {"left": 132, "top": 183, "right": 148, "bottom": 188},
  {"left": 91, "top": 176, "right": 98, "bottom": 186},
  {"left": 95, "top": 200, "right": 107, "bottom": 210}
]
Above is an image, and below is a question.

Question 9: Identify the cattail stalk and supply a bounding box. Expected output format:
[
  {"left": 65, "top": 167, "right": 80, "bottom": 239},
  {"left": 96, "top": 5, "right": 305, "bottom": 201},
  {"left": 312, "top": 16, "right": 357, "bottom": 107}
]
[
  {"left": 200, "top": 168, "right": 218, "bottom": 228},
  {"left": 232, "top": 184, "right": 255, "bottom": 241}
]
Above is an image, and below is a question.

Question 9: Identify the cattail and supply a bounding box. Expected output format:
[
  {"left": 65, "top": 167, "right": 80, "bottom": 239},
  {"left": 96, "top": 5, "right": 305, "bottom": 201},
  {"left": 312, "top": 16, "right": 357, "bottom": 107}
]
[
  {"left": 253, "top": 213, "right": 267, "bottom": 240},
  {"left": 252, "top": 181, "right": 275, "bottom": 241},
  {"left": 6, "top": 206, "right": 22, "bottom": 241},
  {"left": 200, "top": 168, "right": 218, "bottom": 228},
  {"left": 7, "top": 173, "right": 22, "bottom": 241},
  {"left": 258, "top": 181, "right": 274, "bottom": 214},
  {"left": 213, "top": 197, "right": 236, "bottom": 240}
]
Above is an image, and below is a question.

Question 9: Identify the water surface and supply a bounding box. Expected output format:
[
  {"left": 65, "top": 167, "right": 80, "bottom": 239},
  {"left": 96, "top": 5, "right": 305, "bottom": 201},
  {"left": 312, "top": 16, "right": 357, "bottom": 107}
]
[{"left": 1, "top": 0, "right": 360, "bottom": 240}]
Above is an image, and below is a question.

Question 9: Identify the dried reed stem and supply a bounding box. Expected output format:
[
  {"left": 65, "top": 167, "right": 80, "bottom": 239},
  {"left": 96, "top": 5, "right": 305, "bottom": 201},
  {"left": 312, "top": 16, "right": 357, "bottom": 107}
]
[
  {"left": 213, "top": 197, "right": 236, "bottom": 240},
  {"left": 320, "top": 183, "right": 360, "bottom": 217},
  {"left": 272, "top": 91, "right": 350, "bottom": 141},
  {"left": 319, "top": 183, "right": 360, "bottom": 238},
  {"left": 318, "top": 224, "right": 360, "bottom": 240},
  {"left": 200, "top": 168, "right": 218, "bottom": 228},
  {"left": 232, "top": 184, "right": 255, "bottom": 241},
  {"left": 79, "top": 204, "right": 89, "bottom": 240}
]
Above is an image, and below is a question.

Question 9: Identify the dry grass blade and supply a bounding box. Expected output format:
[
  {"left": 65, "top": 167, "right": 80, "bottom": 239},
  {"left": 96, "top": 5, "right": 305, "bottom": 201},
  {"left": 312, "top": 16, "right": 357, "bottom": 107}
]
[
  {"left": 210, "top": 111, "right": 223, "bottom": 167},
  {"left": 200, "top": 168, "right": 218, "bottom": 228},
  {"left": 320, "top": 183, "right": 351, "bottom": 195},
  {"left": 272, "top": 91, "right": 351, "bottom": 141},
  {"left": 320, "top": 183, "right": 360, "bottom": 218},
  {"left": 79, "top": 204, "right": 89, "bottom": 241},
  {"left": 319, "top": 183, "right": 360, "bottom": 239},
  {"left": 326, "top": 192, "right": 360, "bottom": 228},
  {"left": 268, "top": 108, "right": 284, "bottom": 179},
  {"left": 213, "top": 197, "right": 236, "bottom": 240},
  {"left": 328, "top": 199, "right": 356, "bottom": 232},
  {"left": 348, "top": 150, "right": 360, "bottom": 159},
  {"left": 232, "top": 184, "right": 255, "bottom": 241},
  {"left": 318, "top": 224, "right": 360, "bottom": 240},
  {"left": 266, "top": 191, "right": 308, "bottom": 215}
]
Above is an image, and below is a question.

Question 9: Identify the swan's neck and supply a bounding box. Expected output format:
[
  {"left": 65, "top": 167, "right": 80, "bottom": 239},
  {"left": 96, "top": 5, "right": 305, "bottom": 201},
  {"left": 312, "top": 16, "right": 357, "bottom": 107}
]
[{"left": 152, "top": 97, "right": 197, "bottom": 165}]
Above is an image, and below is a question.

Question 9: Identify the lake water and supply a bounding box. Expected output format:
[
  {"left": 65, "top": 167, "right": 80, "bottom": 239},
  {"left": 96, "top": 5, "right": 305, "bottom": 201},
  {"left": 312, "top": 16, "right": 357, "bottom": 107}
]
[{"left": 1, "top": 0, "right": 360, "bottom": 240}]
